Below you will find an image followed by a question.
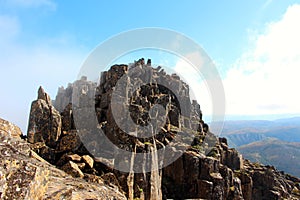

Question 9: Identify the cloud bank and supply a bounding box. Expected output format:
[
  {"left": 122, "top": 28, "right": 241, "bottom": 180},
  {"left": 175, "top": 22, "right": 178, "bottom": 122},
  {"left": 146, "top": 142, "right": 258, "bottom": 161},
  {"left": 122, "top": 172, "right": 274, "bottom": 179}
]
[{"left": 224, "top": 4, "right": 300, "bottom": 116}]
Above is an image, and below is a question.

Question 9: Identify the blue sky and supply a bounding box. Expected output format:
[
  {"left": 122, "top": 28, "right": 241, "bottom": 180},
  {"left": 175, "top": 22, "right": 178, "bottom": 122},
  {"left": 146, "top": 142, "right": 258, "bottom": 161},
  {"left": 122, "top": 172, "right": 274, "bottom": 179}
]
[{"left": 1, "top": 0, "right": 300, "bottom": 132}]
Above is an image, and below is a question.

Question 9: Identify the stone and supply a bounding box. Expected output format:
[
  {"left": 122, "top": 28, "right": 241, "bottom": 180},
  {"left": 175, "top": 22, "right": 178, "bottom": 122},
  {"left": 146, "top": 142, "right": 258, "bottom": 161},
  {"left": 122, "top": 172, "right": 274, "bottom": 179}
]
[
  {"left": 61, "top": 161, "right": 84, "bottom": 178},
  {"left": 147, "top": 59, "right": 151, "bottom": 66},
  {"left": 219, "top": 137, "right": 228, "bottom": 145},
  {"left": 237, "top": 171, "right": 253, "bottom": 200},
  {"left": 200, "top": 156, "right": 220, "bottom": 180},
  {"left": 56, "top": 131, "right": 81, "bottom": 152},
  {"left": 61, "top": 103, "right": 75, "bottom": 132},
  {"left": 0, "top": 117, "right": 22, "bottom": 138},
  {"left": 198, "top": 180, "right": 213, "bottom": 199},
  {"left": 53, "top": 85, "right": 72, "bottom": 112},
  {"left": 84, "top": 173, "right": 104, "bottom": 184},
  {"left": 33, "top": 145, "right": 57, "bottom": 164},
  {"left": 82, "top": 155, "right": 94, "bottom": 169},
  {"left": 183, "top": 151, "right": 201, "bottom": 181},
  {"left": 27, "top": 87, "right": 62, "bottom": 148},
  {"left": 56, "top": 153, "right": 82, "bottom": 166},
  {"left": 221, "top": 148, "right": 243, "bottom": 170},
  {"left": 37, "top": 86, "right": 51, "bottom": 105},
  {"left": 76, "top": 162, "right": 86, "bottom": 170},
  {"left": 101, "top": 172, "right": 122, "bottom": 190},
  {"left": 230, "top": 177, "right": 244, "bottom": 200},
  {"left": 67, "top": 154, "right": 82, "bottom": 162},
  {"left": 0, "top": 118, "right": 127, "bottom": 200}
]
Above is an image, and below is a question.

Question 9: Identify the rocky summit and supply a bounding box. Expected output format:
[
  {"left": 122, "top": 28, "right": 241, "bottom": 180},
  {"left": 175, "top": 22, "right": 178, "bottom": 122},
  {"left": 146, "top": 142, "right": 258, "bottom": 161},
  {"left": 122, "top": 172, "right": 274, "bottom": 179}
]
[{"left": 1, "top": 58, "right": 300, "bottom": 200}]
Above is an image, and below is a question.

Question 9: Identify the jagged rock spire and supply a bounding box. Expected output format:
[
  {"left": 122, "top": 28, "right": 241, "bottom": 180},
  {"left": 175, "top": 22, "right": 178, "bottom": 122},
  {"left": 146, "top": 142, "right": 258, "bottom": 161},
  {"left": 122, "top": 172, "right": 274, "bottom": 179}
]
[
  {"left": 27, "top": 87, "right": 61, "bottom": 147},
  {"left": 37, "top": 86, "right": 51, "bottom": 105}
]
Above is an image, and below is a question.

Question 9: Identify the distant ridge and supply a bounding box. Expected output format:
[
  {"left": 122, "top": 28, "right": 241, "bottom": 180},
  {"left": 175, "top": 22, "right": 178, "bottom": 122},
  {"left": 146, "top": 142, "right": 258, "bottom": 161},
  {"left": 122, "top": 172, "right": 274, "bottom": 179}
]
[{"left": 214, "top": 117, "right": 300, "bottom": 177}]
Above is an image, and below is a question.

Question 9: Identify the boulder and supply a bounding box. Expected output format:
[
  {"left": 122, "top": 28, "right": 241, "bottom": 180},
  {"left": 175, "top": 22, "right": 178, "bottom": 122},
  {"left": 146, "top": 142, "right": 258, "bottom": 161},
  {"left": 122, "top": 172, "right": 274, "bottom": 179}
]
[
  {"left": 27, "top": 86, "right": 62, "bottom": 148},
  {"left": 61, "top": 161, "right": 84, "bottom": 178},
  {"left": 82, "top": 155, "right": 94, "bottom": 169}
]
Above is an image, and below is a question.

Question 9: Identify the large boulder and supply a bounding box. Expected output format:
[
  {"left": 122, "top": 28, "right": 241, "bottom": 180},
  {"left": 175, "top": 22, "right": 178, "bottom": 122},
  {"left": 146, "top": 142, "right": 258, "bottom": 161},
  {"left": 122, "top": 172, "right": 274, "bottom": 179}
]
[{"left": 27, "top": 86, "right": 62, "bottom": 148}]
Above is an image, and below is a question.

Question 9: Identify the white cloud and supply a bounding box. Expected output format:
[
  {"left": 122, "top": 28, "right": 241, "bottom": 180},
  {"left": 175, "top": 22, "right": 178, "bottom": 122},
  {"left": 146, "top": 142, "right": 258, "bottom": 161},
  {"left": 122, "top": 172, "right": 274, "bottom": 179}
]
[{"left": 224, "top": 4, "right": 300, "bottom": 115}]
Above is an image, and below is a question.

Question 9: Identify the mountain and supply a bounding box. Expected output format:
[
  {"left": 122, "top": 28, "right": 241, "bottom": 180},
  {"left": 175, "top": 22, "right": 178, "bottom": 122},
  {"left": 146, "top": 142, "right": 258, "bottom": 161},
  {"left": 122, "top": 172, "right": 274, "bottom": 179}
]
[
  {"left": 264, "top": 126, "right": 300, "bottom": 142},
  {"left": 239, "top": 138, "right": 300, "bottom": 177},
  {"left": 1, "top": 59, "right": 300, "bottom": 199},
  {"left": 216, "top": 118, "right": 300, "bottom": 177},
  {"left": 220, "top": 117, "right": 300, "bottom": 131},
  {"left": 217, "top": 118, "right": 300, "bottom": 146}
]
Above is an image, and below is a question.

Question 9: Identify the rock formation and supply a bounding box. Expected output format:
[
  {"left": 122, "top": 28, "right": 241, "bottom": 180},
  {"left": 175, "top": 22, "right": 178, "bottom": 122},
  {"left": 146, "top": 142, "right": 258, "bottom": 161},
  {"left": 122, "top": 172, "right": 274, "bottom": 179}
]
[
  {"left": 0, "top": 118, "right": 23, "bottom": 138},
  {"left": 0, "top": 117, "right": 126, "bottom": 200},
  {"left": 54, "top": 76, "right": 96, "bottom": 112},
  {"left": 27, "top": 86, "right": 62, "bottom": 148},
  {"left": 11, "top": 58, "right": 300, "bottom": 199}
]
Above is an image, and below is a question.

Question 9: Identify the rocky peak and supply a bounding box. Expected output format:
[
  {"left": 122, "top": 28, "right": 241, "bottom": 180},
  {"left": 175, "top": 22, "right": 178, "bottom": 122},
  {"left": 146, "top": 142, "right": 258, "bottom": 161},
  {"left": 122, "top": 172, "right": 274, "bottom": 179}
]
[
  {"left": 22, "top": 59, "right": 300, "bottom": 200},
  {"left": 37, "top": 86, "right": 51, "bottom": 105}
]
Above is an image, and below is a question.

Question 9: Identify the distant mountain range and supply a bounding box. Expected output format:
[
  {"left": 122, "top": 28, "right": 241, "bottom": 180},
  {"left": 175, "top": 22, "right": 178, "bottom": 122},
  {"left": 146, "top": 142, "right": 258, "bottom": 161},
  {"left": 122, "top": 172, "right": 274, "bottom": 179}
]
[
  {"left": 239, "top": 138, "right": 300, "bottom": 177},
  {"left": 215, "top": 117, "right": 300, "bottom": 177}
]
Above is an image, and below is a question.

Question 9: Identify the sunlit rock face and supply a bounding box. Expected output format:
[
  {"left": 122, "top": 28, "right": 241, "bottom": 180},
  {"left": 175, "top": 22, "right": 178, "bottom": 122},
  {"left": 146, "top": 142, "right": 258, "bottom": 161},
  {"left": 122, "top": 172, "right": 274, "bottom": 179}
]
[{"left": 0, "top": 117, "right": 126, "bottom": 200}]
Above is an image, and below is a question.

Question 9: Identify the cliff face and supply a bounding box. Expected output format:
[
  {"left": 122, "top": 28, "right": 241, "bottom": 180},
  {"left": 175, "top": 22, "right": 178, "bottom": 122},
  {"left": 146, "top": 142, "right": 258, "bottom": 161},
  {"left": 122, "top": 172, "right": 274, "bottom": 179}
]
[{"left": 21, "top": 59, "right": 300, "bottom": 199}]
